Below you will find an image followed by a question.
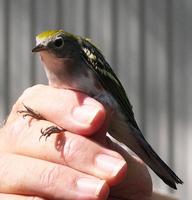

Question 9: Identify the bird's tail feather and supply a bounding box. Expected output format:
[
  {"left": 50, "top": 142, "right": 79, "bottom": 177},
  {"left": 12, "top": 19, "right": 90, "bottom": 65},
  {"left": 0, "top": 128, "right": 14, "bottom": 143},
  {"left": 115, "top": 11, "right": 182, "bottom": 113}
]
[
  {"left": 110, "top": 115, "right": 183, "bottom": 189},
  {"left": 136, "top": 133, "right": 183, "bottom": 189}
]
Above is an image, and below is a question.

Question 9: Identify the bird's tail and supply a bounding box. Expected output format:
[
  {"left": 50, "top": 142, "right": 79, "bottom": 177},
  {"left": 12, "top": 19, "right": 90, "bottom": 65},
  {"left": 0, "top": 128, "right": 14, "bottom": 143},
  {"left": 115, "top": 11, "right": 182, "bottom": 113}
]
[
  {"left": 110, "top": 115, "right": 183, "bottom": 189},
  {"left": 132, "top": 131, "right": 183, "bottom": 189}
]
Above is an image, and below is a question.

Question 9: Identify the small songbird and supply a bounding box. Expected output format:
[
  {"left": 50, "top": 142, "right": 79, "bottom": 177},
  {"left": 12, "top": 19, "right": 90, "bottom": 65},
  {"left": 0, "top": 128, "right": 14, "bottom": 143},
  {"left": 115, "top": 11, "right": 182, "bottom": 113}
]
[{"left": 31, "top": 30, "right": 183, "bottom": 189}]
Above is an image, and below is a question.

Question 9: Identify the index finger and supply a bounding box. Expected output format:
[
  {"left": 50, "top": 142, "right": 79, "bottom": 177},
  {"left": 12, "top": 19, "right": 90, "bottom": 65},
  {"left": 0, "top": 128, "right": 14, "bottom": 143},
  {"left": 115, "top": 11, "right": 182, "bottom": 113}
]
[{"left": 13, "top": 85, "right": 106, "bottom": 136}]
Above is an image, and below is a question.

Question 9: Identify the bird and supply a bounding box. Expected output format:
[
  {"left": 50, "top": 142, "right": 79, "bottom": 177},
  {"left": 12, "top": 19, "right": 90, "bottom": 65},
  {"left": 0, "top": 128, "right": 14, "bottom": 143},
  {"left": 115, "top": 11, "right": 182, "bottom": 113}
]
[{"left": 30, "top": 29, "right": 183, "bottom": 189}]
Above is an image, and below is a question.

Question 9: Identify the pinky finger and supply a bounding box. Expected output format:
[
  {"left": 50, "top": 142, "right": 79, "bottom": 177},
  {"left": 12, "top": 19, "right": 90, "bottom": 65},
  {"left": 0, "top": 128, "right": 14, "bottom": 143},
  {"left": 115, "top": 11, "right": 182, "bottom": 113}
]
[{"left": 0, "top": 193, "right": 47, "bottom": 200}]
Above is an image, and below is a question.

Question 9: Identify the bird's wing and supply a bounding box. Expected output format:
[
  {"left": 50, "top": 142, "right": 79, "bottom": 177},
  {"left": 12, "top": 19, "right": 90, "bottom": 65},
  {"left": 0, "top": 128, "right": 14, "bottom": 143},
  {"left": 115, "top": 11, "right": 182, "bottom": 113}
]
[
  {"left": 79, "top": 38, "right": 183, "bottom": 189},
  {"left": 80, "top": 38, "right": 140, "bottom": 131}
]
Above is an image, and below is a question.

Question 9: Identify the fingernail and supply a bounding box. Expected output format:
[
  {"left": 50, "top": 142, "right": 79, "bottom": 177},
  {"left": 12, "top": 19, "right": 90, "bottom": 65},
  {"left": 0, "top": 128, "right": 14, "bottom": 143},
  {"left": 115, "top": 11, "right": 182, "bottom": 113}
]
[
  {"left": 76, "top": 178, "right": 108, "bottom": 197},
  {"left": 72, "top": 104, "right": 100, "bottom": 125},
  {"left": 96, "top": 154, "right": 127, "bottom": 177}
]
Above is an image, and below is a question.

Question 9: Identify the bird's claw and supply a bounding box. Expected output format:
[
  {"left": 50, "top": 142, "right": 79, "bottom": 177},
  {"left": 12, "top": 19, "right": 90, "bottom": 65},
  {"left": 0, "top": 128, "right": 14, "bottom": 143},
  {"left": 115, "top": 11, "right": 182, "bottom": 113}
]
[
  {"left": 17, "top": 103, "right": 44, "bottom": 120},
  {"left": 39, "top": 126, "right": 65, "bottom": 141}
]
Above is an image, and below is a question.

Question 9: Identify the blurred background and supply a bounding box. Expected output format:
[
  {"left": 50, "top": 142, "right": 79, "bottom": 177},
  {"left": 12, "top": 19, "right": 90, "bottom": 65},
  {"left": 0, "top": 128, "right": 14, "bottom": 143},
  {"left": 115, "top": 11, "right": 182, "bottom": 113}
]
[{"left": 0, "top": 0, "right": 190, "bottom": 199}]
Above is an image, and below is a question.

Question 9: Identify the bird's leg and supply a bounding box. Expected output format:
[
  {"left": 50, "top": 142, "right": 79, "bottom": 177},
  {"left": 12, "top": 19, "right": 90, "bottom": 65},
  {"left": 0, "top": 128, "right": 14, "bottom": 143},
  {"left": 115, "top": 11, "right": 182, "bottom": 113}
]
[
  {"left": 17, "top": 103, "right": 44, "bottom": 120},
  {"left": 40, "top": 126, "right": 65, "bottom": 141}
]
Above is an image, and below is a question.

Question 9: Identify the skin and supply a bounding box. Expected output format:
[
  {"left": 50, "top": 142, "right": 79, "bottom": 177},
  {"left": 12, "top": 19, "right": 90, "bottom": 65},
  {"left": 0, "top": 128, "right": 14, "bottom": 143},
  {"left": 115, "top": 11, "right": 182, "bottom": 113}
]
[{"left": 0, "top": 85, "right": 152, "bottom": 200}]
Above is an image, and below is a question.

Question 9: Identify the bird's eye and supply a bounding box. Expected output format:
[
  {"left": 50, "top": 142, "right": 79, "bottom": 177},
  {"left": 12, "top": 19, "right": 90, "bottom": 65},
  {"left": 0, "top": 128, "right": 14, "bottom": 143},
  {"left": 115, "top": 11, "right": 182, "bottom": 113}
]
[{"left": 53, "top": 37, "right": 64, "bottom": 48}]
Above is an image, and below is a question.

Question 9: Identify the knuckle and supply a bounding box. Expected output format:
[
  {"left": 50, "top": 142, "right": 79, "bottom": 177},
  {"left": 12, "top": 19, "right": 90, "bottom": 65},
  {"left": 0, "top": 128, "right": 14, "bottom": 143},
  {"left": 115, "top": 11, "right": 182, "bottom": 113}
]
[
  {"left": 30, "top": 84, "right": 45, "bottom": 91},
  {"left": 39, "top": 165, "right": 62, "bottom": 190},
  {"left": 13, "top": 84, "right": 46, "bottom": 110},
  {"left": 20, "top": 86, "right": 35, "bottom": 99},
  {"left": 63, "top": 136, "right": 84, "bottom": 164},
  {"left": 0, "top": 154, "right": 14, "bottom": 190},
  {"left": 0, "top": 154, "right": 9, "bottom": 178},
  {"left": 19, "top": 84, "right": 45, "bottom": 100}
]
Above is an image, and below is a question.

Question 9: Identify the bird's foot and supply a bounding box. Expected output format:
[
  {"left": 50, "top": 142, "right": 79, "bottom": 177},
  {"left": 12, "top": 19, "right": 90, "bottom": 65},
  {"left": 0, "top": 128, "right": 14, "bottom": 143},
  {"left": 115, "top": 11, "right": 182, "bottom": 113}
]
[
  {"left": 18, "top": 103, "right": 65, "bottom": 141},
  {"left": 17, "top": 103, "right": 44, "bottom": 120},
  {"left": 40, "top": 126, "right": 65, "bottom": 141}
]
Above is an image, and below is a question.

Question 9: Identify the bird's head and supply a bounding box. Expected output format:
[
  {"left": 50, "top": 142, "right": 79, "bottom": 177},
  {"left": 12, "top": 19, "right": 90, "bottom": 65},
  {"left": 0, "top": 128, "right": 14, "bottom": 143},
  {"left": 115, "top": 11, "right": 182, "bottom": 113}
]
[
  {"left": 32, "top": 30, "right": 85, "bottom": 87},
  {"left": 32, "top": 30, "right": 81, "bottom": 58}
]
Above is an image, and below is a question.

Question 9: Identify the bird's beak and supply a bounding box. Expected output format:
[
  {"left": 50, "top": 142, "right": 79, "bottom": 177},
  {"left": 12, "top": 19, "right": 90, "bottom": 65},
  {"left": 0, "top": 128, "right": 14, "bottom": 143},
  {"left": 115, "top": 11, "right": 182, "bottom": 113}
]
[{"left": 32, "top": 44, "right": 47, "bottom": 52}]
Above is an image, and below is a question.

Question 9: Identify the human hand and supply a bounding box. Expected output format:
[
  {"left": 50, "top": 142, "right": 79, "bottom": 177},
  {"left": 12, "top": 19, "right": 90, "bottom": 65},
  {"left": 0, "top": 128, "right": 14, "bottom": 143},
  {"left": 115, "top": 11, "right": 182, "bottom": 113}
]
[{"left": 0, "top": 85, "right": 152, "bottom": 200}]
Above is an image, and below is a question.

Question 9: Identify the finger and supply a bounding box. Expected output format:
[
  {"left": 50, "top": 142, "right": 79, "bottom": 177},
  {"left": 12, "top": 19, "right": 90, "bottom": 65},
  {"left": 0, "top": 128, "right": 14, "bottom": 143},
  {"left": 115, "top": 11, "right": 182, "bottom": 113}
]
[
  {"left": 0, "top": 193, "right": 46, "bottom": 200},
  {"left": 0, "top": 153, "right": 109, "bottom": 200},
  {"left": 0, "top": 119, "right": 127, "bottom": 186},
  {"left": 12, "top": 84, "right": 106, "bottom": 136}
]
